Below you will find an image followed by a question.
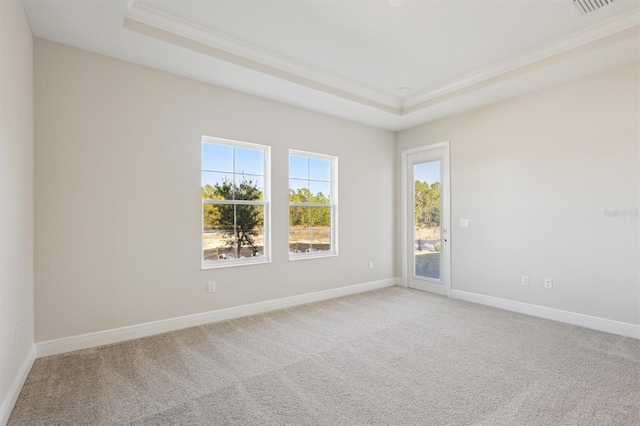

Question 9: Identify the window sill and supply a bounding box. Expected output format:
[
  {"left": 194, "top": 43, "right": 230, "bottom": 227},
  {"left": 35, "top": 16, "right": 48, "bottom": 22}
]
[
  {"left": 289, "top": 252, "right": 337, "bottom": 261},
  {"left": 202, "top": 258, "right": 271, "bottom": 270}
]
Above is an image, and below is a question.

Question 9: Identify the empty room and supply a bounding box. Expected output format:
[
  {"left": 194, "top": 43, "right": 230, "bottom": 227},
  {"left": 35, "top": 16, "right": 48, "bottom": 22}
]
[{"left": 1, "top": 0, "right": 639, "bottom": 424}]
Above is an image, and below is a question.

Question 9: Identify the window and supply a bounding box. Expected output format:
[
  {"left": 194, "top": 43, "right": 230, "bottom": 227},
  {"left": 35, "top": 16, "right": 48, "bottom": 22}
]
[
  {"left": 201, "top": 136, "right": 270, "bottom": 268},
  {"left": 289, "top": 150, "right": 337, "bottom": 259}
]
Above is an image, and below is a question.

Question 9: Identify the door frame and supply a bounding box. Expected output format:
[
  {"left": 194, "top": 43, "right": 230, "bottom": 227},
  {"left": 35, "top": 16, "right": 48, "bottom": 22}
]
[{"left": 400, "top": 141, "right": 451, "bottom": 297}]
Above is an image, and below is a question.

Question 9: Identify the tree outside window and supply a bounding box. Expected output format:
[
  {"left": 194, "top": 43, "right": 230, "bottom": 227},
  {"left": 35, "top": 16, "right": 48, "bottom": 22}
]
[
  {"left": 288, "top": 151, "right": 337, "bottom": 258},
  {"left": 202, "top": 138, "right": 269, "bottom": 267}
]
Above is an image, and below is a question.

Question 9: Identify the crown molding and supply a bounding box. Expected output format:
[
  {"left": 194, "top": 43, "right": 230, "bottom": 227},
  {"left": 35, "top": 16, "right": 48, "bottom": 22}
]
[
  {"left": 125, "top": 1, "right": 401, "bottom": 111},
  {"left": 124, "top": 1, "right": 638, "bottom": 117},
  {"left": 402, "top": 9, "right": 640, "bottom": 110}
]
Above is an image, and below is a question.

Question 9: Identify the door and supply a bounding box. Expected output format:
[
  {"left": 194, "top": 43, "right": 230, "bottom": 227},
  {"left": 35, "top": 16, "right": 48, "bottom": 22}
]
[{"left": 403, "top": 143, "right": 450, "bottom": 296}]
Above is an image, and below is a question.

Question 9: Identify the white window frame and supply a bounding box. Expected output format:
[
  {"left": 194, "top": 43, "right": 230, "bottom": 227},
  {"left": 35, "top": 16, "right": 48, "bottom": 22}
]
[
  {"left": 201, "top": 136, "right": 271, "bottom": 269},
  {"left": 288, "top": 149, "right": 338, "bottom": 260}
]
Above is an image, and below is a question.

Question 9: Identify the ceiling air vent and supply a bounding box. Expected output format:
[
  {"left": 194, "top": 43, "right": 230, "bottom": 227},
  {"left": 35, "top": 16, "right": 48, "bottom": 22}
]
[{"left": 573, "top": 0, "right": 614, "bottom": 14}]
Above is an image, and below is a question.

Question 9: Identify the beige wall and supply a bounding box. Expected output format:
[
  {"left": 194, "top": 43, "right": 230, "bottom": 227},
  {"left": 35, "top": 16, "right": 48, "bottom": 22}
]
[
  {"left": 31, "top": 34, "right": 639, "bottom": 343},
  {"left": 397, "top": 63, "right": 640, "bottom": 325},
  {"left": 34, "top": 39, "right": 396, "bottom": 342},
  {"left": 0, "top": 0, "right": 34, "bottom": 420}
]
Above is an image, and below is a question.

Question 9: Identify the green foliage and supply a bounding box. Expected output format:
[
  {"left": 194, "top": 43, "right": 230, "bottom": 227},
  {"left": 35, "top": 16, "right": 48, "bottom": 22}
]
[
  {"left": 289, "top": 188, "right": 312, "bottom": 204},
  {"left": 202, "top": 184, "right": 222, "bottom": 227},
  {"left": 203, "top": 178, "right": 263, "bottom": 255},
  {"left": 289, "top": 189, "right": 330, "bottom": 227},
  {"left": 415, "top": 181, "right": 440, "bottom": 228}
]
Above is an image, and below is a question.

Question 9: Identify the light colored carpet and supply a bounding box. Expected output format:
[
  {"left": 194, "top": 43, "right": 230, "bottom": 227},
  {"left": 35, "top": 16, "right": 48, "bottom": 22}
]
[{"left": 9, "top": 286, "right": 640, "bottom": 425}]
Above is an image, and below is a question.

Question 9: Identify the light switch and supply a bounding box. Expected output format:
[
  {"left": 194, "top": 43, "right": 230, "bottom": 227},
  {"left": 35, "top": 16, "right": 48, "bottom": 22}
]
[{"left": 460, "top": 219, "right": 470, "bottom": 228}]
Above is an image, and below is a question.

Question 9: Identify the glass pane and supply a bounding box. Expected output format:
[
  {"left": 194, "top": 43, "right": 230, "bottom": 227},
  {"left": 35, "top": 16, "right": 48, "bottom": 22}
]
[
  {"left": 413, "top": 160, "right": 441, "bottom": 280},
  {"left": 235, "top": 204, "right": 263, "bottom": 258},
  {"left": 289, "top": 228, "right": 311, "bottom": 254},
  {"left": 289, "top": 155, "right": 308, "bottom": 179},
  {"left": 310, "top": 206, "right": 331, "bottom": 227},
  {"left": 236, "top": 226, "right": 264, "bottom": 258},
  {"left": 289, "top": 206, "right": 310, "bottom": 253},
  {"left": 202, "top": 172, "right": 234, "bottom": 200},
  {"left": 289, "top": 179, "right": 310, "bottom": 202},
  {"left": 311, "top": 207, "right": 331, "bottom": 252},
  {"left": 235, "top": 174, "right": 264, "bottom": 201},
  {"left": 310, "top": 227, "right": 331, "bottom": 252},
  {"left": 234, "top": 147, "right": 264, "bottom": 176},
  {"left": 202, "top": 142, "right": 233, "bottom": 173},
  {"left": 289, "top": 206, "right": 310, "bottom": 227},
  {"left": 203, "top": 204, "right": 236, "bottom": 261},
  {"left": 309, "top": 181, "right": 331, "bottom": 203},
  {"left": 309, "top": 157, "right": 330, "bottom": 181},
  {"left": 203, "top": 173, "right": 235, "bottom": 200},
  {"left": 203, "top": 204, "right": 265, "bottom": 262},
  {"left": 236, "top": 204, "right": 264, "bottom": 229}
]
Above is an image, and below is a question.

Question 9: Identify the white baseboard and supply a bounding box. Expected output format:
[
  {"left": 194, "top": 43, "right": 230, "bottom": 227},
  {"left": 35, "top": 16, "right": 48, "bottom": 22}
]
[
  {"left": 451, "top": 289, "right": 640, "bottom": 339},
  {"left": 0, "top": 345, "right": 35, "bottom": 426},
  {"left": 36, "top": 278, "right": 400, "bottom": 358}
]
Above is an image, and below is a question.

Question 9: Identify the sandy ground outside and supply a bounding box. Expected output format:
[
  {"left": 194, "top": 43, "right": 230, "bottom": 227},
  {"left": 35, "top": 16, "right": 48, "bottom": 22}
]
[{"left": 203, "top": 227, "right": 331, "bottom": 260}]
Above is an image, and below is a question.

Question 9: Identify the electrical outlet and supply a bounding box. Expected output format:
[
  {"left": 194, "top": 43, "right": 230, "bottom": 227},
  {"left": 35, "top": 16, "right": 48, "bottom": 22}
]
[
  {"left": 368, "top": 261, "right": 374, "bottom": 270},
  {"left": 544, "top": 278, "right": 553, "bottom": 289},
  {"left": 208, "top": 281, "right": 216, "bottom": 293},
  {"left": 521, "top": 275, "right": 530, "bottom": 286},
  {"left": 460, "top": 219, "right": 470, "bottom": 228}
]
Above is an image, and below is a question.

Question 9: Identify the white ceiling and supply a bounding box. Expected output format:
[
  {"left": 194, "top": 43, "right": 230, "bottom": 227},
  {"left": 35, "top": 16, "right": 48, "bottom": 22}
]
[{"left": 23, "top": 0, "right": 640, "bottom": 131}]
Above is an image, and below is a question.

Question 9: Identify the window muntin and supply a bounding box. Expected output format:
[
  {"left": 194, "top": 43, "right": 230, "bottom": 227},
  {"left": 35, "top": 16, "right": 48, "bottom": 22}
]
[
  {"left": 202, "top": 137, "right": 270, "bottom": 268},
  {"left": 289, "top": 151, "right": 337, "bottom": 259}
]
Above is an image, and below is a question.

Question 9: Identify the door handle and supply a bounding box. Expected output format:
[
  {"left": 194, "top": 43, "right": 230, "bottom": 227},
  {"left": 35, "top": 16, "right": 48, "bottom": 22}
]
[{"left": 442, "top": 229, "right": 448, "bottom": 243}]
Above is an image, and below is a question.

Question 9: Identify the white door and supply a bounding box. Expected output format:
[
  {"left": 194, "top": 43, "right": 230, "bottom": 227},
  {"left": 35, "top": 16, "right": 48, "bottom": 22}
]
[{"left": 403, "top": 143, "right": 450, "bottom": 296}]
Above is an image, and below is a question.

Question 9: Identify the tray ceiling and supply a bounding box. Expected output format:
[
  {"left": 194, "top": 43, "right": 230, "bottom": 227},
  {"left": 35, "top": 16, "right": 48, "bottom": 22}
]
[{"left": 23, "top": 0, "right": 640, "bottom": 131}]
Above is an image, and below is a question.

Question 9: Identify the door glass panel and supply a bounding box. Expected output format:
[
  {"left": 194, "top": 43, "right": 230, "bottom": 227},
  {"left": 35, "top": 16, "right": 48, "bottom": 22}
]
[{"left": 413, "top": 160, "right": 441, "bottom": 280}]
